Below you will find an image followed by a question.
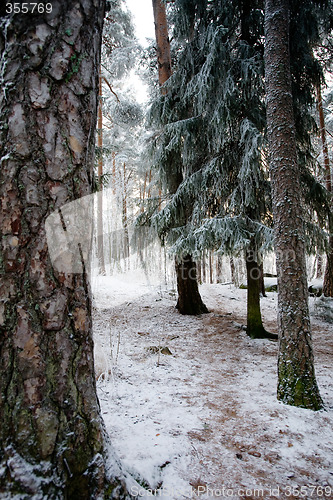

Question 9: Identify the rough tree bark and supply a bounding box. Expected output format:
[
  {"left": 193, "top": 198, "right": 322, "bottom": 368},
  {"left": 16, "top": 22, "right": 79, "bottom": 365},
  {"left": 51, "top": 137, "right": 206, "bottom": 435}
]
[
  {"left": 246, "top": 247, "right": 277, "bottom": 340},
  {"left": 264, "top": 0, "right": 323, "bottom": 409},
  {"left": 175, "top": 255, "right": 209, "bottom": 315},
  {"left": 0, "top": 1, "right": 128, "bottom": 496},
  {"left": 152, "top": 0, "right": 172, "bottom": 94},
  {"left": 152, "top": 0, "right": 207, "bottom": 314}
]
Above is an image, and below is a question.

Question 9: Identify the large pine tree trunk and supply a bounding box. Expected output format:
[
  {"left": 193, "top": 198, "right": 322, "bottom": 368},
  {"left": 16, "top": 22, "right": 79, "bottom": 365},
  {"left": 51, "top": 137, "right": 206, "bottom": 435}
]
[
  {"left": 175, "top": 255, "right": 209, "bottom": 315},
  {"left": 265, "top": 0, "right": 323, "bottom": 410},
  {"left": 0, "top": 2, "right": 128, "bottom": 496}
]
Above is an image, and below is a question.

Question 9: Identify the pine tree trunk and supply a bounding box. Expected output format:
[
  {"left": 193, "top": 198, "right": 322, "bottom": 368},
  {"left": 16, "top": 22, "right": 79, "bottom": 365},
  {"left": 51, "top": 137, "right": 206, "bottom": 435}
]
[
  {"left": 265, "top": 0, "right": 323, "bottom": 410},
  {"left": 323, "top": 236, "right": 333, "bottom": 296},
  {"left": 230, "top": 256, "right": 236, "bottom": 284},
  {"left": 122, "top": 163, "right": 130, "bottom": 269},
  {"left": 246, "top": 251, "right": 277, "bottom": 339},
  {"left": 97, "top": 68, "right": 106, "bottom": 275},
  {"left": 317, "top": 83, "right": 333, "bottom": 297},
  {"left": 216, "top": 254, "right": 223, "bottom": 283},
  {"left": 202, "top": 249, "right": 206, "bottom": 283},
  {"left": 209, "top": 251, "right": 213, "bottom": 284},
  {"left": 316, "top": 253, "right": 323, "bottom": 279},
  {"left": 152, "top": 0, "right": 172, "bottom": 93},
  {"left": 0, "top": 2, "right": 128, "bottom": 496},
  {"left": 175, "top": 255, "right": 209, "bottom": 315}
]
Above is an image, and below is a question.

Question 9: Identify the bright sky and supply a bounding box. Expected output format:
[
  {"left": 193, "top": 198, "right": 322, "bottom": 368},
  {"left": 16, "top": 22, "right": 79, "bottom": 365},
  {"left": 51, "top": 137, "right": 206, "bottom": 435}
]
[{"left": 125, "top": 0, "right": 155, "bottom": 47}]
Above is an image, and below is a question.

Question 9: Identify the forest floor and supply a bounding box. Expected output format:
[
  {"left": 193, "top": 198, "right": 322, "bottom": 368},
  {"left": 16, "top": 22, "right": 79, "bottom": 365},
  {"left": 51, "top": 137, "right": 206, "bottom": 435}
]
[{"left": 92, "top": 275, "right": 333, "bottom": 500}]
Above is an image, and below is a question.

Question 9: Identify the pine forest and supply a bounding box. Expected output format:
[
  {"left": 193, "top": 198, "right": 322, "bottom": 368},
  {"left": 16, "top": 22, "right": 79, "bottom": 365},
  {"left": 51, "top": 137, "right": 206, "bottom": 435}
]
[{"left": 0, "top": 0, "right": 332, "bottom": 498}]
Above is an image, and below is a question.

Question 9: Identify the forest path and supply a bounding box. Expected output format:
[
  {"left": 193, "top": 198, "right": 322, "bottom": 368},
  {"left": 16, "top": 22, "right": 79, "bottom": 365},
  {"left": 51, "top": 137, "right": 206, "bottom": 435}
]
[{"left": 93, "top": 283, "right": 333, "bottom": 500}]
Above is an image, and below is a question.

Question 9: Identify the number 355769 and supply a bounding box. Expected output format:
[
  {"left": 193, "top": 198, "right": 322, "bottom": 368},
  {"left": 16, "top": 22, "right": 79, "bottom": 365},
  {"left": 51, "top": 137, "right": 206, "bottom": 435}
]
[{"left": 6, "top": 3, "right": 53, "bottom": 14}]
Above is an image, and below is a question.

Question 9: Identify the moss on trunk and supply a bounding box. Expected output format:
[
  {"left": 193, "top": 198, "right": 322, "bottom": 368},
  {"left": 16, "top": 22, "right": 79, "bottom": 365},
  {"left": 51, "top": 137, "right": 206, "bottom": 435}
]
[{"left": 246, "top": 251, "right": 277, "bottom": 340}]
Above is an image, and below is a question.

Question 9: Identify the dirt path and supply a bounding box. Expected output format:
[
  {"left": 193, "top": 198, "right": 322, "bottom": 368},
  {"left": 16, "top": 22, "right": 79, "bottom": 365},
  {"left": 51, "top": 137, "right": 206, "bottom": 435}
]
[{"left": 93, "top": 284, "right": 333, "bottom": 500}]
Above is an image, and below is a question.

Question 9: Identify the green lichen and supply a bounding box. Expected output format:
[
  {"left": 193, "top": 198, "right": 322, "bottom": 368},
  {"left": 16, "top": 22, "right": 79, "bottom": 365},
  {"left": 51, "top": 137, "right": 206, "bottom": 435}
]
[
  {"left": 277, "top": 361, "right": 324, "bottom": 411},
  {"left": 65, "top": 53, "right": 84, "bottom": 83}
]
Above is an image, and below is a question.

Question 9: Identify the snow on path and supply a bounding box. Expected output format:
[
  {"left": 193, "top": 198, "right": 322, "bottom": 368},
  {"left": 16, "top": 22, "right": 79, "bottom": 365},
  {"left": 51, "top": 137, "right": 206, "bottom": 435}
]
[{"left": 92, "top": 278, "right": 333, "bottom": 499}]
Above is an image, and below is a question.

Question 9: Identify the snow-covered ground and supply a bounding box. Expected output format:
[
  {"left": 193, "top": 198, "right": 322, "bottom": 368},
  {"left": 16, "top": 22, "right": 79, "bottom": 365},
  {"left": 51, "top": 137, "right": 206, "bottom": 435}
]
[{"left": 92, "top": 274, "right": 333, "bottom": 500}]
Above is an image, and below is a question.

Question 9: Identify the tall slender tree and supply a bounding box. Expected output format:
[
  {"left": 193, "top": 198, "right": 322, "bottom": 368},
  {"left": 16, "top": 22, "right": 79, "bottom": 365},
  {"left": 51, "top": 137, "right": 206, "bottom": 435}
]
[
  {"left": 151, "top": 0, "right": 208, "bottom": 315},
  {"left": 97, "top": 66, "right": 107, "bottom": 275},
  {"left": 317, "top": 83, "right": 333, "bottom": 296},
  {"left": 0, "top": 1, "right": 128, "bottom": 495},
  {"left": 264, "top": 0, "right": 323, "bottom": 410}
]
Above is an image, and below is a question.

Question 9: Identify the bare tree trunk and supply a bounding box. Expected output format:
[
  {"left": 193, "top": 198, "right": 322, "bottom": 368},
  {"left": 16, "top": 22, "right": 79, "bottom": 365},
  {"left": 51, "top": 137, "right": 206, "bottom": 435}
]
[
  {"left": 230, "top": 256, "right": 236, "bottom": 284},
  {"left": 141, "top": 170, "right": 148, "bottom": 213},
  {"left": 202, "top": 249, "right": 206, "bottom": 283},
  {"left": 122, "top": 163, "right": 130, "bottom": 269},
  {"left": 97, "top": 67, "right": 106, "bottom": 275},
  {"left": 246, "top": 249, "right": 277, "bottom": 339},
  {"left": 316, "top": 253, "right": 323, "bottom": 279},
  {"left": 112, "top": 150, "right": 116, "bottom": 195},
  {"left": 0, "top": 2, "right": 129, "bottom": 497},
  {"left": 209, "top": 251, "right": 213, "bottom": 284},
  {"left": 265, "top": 0, "right": 323, "bottom": 410},
  {"left": 216, "top": 254, "right": 223, "bottom": 283},
  {"left": 317, "top": 83, "right": 333, "bottom": 297},
  {"left": 152, "top": 0, "right": 172, "bottom": 93},
  {"left": 323, "top": 237, "right": 333, "bottom": 296},
  {"left": 175, "top": 255, "right": 209, "bottom": 315}
]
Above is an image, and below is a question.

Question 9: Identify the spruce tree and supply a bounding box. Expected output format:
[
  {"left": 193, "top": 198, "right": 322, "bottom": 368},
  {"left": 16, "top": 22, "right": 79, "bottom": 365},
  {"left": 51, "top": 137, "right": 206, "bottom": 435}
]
[
  {"left": 151, "top": 0, "right": 208, "bottom": 315},
  {"left": 147, "top": 0, "right": 276, "bottom": 335}
]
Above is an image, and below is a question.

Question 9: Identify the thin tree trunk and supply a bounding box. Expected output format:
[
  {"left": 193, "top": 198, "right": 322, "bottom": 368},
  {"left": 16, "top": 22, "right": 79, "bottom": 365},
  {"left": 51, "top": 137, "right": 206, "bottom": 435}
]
[
  {"left": 209, "top": 251, "right": 213, "bottom": 284},
  {"left": 316, "top": 253, "right": 323, "bottom": 279},
  {"left": 259, "top": 261, "right": 267, "bottom": 297},
  {"left": 141, "top": 170, "right": 148, "bottom": 213},
  {"left": 317, "top": 83, "right": 333, "bottom": 296},
  {"left": 246, "top": 250, "right": 277, "bottom": 339},
  {"left": 97, "top": 67, "right": 106, "bottom": 275},
  {"left": 152, "top": 0, "right": 172, "bottom": 93},
  {"left": 230, "top": 256, "right": 236, "bottom": 284},
  {"left": 201, "top": 252, "right": 206, "bottom": 283},
  {"left": 323, "top": 237, "right": 333, "bottom": 295},
  {"left": 147, "top": 168, "right": 152, "bottom": 199},
  {"left": 265, "top": 0, "right": 323, "bottom": 410},
  {"left": 112, "top": 150, "right": 116, "bottom": 194},
  {"left": 122, "top": 163, "right": 130, "bottom": 269},
  {"left": 0, "top": 1, "right": 128, "bottom": 496},
  {"left": 216, "top": 254, "right": 222, "bottom": 283},
  {"left": 175, "top": 255, "right": 209, "bottom": 315},
  {"left": 317, "top": 84, "right": 332, "bottom": 193}
]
